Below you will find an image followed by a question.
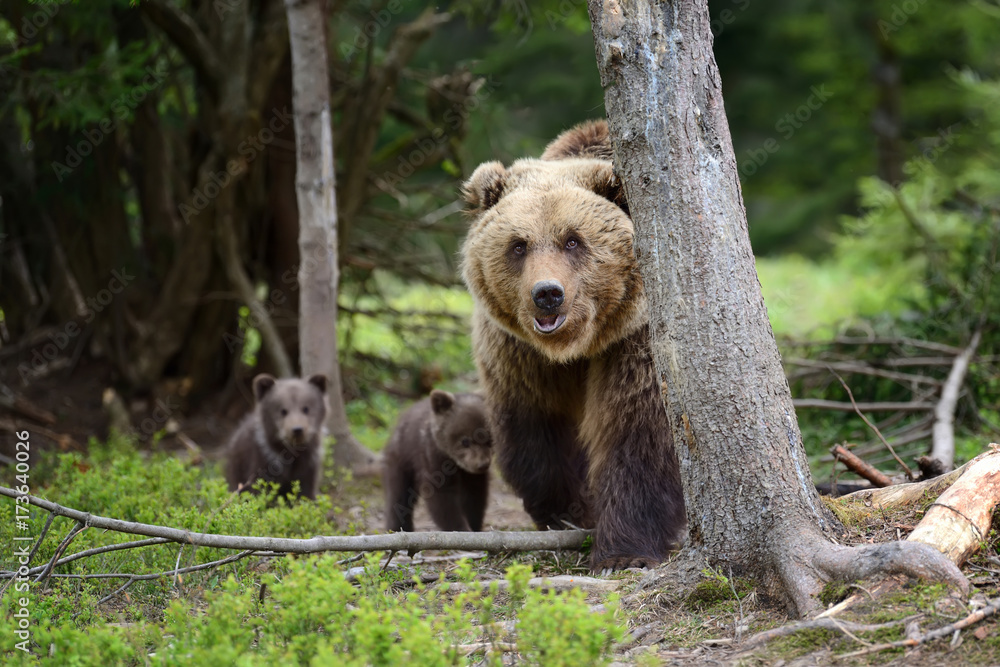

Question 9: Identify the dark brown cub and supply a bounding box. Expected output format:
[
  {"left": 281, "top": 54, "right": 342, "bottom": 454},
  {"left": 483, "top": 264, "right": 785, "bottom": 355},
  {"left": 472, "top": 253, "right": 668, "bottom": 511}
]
[{"left": 383, "top": 390, "right": 492, "bottom": 532}]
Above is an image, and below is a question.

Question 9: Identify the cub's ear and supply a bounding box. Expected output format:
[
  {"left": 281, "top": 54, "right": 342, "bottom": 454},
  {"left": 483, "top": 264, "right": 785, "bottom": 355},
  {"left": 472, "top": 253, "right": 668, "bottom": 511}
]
[
  {"left": 307, "top": 374, "right": 328, "bottom": 394},
  {"left": 585, "top": 162, "right": 629, "bottom": 215},
  {"left": 462, "top": 162, "right": 506, "bottom": 214},
  {"left": 252, "top": 374, "right": 277, "bottom": 402},
  {"left": 429, "top": 389, "right": 455, "bottom": 415}
]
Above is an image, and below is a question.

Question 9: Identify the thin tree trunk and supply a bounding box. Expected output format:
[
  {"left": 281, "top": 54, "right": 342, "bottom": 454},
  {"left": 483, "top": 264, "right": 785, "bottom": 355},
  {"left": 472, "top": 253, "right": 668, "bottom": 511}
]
[
  {"left": 588, "top": 0, "right": 966, "bottom": 617},
  {"left": 285, "top": 0, "right": 376, "bottom": 470}
]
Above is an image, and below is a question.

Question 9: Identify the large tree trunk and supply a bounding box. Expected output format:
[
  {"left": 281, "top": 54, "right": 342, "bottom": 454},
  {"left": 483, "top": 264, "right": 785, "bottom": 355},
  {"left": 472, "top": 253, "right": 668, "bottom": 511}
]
[
  {"left": 285, "top": 0, "right": 376, "bottom": 470},
  {"left": 588, "top": 0, "right": 966, "bottom": 617}
]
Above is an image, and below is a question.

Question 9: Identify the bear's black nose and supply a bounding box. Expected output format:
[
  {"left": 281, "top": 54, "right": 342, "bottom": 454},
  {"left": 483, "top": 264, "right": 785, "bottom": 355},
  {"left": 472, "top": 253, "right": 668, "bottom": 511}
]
[
  {"left": 531, "top": 281, "right": 564, "bottom": 310},
  {"left": 292, "top": 427, "right": 304, "bottom": 437}
]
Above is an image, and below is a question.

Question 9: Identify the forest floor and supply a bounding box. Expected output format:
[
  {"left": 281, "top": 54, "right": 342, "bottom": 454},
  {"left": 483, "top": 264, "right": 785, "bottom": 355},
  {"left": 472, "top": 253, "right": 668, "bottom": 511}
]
[{"left": 5, "top": 360, "right": 1000, "bottom": 664}]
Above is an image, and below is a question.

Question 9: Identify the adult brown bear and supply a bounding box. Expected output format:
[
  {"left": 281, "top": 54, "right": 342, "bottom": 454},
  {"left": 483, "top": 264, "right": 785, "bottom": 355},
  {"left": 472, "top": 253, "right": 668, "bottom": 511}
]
[{"left": 460, "top": 120, "right": 685, "bottom": 571}]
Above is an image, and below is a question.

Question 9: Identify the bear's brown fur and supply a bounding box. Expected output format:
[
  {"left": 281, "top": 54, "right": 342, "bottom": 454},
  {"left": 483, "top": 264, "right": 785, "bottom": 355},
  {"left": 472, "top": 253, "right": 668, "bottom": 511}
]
[
  {"left": 383, "top": 390, "right": 492, "bottom": 532},
  {"left": 224, "top": 373, "right": 327, "bottom": 500},
  {"left": 460, "top": 120, "right": 685, "bottom": 570}
]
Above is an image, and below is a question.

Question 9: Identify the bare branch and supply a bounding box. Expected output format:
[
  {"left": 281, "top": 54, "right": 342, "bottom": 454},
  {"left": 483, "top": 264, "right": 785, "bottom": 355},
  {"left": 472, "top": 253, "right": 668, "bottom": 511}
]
[
  {"left": 0, "top": 487, "right": 588, "bottom": 554},
  {"left": 829, "top": 371, "right": 914, "bottom": 480},
  {"left": 784, "top": 336, "right": 965, "bottom": 355},
  {"left": 35, "top": 523, "right": 86, "bottom": 588},
  {"left": 216, "top": 211, "right": 294, "bottom": 377},
  {"left": 141, "top": 0, "right": 225, "bottom": 95},
  {"left": 792, "top": 399, "right": 935, "bottom": 413},
  {"left": 931, "top": 330, "right": 983, "bottom": 470},
  {"left": 831, "top": 445, "right": 892, "bottom": 487},
  {"left": 837, "top": 595, "right": 1000, "bottom": 659},
  {"left": 784, "top": 358, "right": 943, "bottom": 386},
  {"left": 742, "top": 615, "right": 919, "bottom": 649}
]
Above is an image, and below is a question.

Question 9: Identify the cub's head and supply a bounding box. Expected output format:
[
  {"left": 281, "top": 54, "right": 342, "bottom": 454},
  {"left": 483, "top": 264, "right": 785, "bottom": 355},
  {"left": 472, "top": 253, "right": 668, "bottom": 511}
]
[
  {"left": 459, "top": 122, "right": 646, "bottom": 362},
  {"left": 428, "top": 390, "right": 492, "bottom": 474},
  {"left": 253, "top": 374, "right": 328, "bottom": 450}
]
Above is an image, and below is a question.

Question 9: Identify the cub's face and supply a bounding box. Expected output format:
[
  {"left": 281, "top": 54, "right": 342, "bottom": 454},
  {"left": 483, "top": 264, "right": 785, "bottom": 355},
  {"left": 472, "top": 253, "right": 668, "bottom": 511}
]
[
  {"left": 461, "top": 158, "right": 646, "bottom": 362},
  {"left": 429, "top": 390, "right": 492, "bottom": 474},
  {"left": 253, "top": 374, "right": 328, "bottom": 450}
]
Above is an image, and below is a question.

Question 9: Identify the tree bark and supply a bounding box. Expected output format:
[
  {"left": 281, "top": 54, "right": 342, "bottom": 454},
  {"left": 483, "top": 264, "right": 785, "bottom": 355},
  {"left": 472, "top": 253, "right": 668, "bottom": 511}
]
[
  {"left": 285, "top": 0, "right": 376, "bottom": 469},
  {"left": 588, "top": 0, "right": 967, "bottom": 617}
]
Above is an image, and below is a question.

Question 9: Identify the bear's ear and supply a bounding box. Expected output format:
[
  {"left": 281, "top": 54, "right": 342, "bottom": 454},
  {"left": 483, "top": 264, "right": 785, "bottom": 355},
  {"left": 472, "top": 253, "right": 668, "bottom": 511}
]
[
  {"left": 307, "top": 374, "right": 328, "bottom": 394},
  {"left": 462, "top": 162, "right": 506, "bottom": 214},
  {"left": 252, "top": 374, "right": 277, "bottom": 402},
  {"left": 429, "top": 389, "right": 455, "bottom": 415},
  {"left": 587, "top": 164, "right": 630, "bottom": 215}
]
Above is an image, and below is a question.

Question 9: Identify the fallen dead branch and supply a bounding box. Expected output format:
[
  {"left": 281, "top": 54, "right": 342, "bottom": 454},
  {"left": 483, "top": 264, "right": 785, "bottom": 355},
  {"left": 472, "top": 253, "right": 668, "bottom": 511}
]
[
  {"left": 830, "top": 370, "right": 914, "bottom": 480},
  {"left": 456, "top": 642, "right": 518, "bottom": 656},
  {"left": 0, "top": 486, "right": 589, "bottom": 560},
  {"left": 786, "top": 336, "right": 964, "bottom": 355},
  {"left": 792, "top": 399, "right": 935, "bottom": 413},
  {"left": 837, "top": 446, "right": 999, "bottom": 511},
  {"left": 442, "top": 575, "right": 619, "bottom": 594},
  {"left": 831, "top": 445, "right": 892, "bottom": 487},
  {"left": 741, "top": 615, "right": 921, "bottom": 649},
  {"left": 837, "top": 595, "right": 1000, "bottom": 659}
]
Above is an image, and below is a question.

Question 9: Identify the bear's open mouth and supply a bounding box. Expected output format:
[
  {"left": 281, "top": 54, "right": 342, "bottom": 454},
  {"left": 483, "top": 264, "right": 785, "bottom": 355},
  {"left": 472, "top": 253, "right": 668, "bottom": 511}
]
[{"left": 533, "top": 314, "right": 566, "bottom": 334}]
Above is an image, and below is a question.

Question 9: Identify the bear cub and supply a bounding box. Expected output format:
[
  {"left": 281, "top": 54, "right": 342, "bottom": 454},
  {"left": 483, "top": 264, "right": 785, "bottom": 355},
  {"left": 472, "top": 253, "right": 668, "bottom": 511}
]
[
  {"left": 383, "top": 390, "right": 492, "bottom": 532},
  {"left": 225, "top": 373, "right": 327, "bottom": 500}
]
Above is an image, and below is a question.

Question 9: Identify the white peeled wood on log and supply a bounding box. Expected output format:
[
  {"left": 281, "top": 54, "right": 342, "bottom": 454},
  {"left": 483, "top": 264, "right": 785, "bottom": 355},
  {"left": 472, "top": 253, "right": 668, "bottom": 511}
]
[
  {"left": 907, "top": 445, "right": 1000, "bottom": 566},
  {"left": 820, "top": 445, "right": 1000, "bottom": 619}
]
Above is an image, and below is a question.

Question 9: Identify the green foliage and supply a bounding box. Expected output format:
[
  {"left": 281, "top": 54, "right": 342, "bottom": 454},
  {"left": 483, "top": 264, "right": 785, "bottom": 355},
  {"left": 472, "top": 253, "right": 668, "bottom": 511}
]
[{"left": 1, "top": 443, "right": 622, "bottom": 664}]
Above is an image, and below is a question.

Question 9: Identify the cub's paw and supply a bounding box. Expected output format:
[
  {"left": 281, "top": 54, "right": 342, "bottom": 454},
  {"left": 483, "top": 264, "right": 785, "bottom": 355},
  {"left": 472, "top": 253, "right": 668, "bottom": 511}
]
[{"left": 592, "top": 555, "right": 660, "bottom": 575}]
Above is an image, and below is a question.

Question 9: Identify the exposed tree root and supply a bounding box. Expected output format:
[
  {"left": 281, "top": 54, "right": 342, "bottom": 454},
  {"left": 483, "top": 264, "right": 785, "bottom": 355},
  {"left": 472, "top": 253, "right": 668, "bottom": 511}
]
[{"left": 775, "top": 536, "right": 969, "bottom": 618}]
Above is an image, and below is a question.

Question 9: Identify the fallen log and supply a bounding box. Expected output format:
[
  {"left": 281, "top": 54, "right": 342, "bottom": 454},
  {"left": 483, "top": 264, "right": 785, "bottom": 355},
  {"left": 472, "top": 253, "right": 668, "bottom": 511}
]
[
  {"left": 907, "top": 448, "right": 1000, "bottom": 566},
  {"left": 819, "top": 445, "right": 1000, "bottom": 619}
]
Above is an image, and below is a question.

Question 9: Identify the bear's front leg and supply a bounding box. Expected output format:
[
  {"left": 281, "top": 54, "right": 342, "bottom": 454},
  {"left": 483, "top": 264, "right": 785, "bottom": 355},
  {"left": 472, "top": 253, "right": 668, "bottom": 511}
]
[
  {"left": 493, "top": 406, "right": 594, "bottom": 530},
  {"left": 582, "top": 334, "right": 686, "bottom": 571}
]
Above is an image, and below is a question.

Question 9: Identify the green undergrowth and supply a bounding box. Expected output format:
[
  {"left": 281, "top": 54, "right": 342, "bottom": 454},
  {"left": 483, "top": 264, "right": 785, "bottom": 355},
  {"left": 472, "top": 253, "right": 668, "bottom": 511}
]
[
  {"left": 1, "top": 440, "right": 623, "bottom": 665},
  {"left": 1, "top": 555, "right": 623, "bottom": 666}
]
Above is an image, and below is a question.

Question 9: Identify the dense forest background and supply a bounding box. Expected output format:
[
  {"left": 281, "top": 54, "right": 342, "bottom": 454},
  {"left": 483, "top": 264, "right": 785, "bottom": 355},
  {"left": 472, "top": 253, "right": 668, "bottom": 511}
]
[{"left": 1, "top": 0, "right": 999, "bottom": 479}]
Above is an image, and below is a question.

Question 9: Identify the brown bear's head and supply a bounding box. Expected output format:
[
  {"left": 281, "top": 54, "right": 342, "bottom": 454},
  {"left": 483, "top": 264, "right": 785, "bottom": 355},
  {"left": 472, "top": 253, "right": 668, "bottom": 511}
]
[
  {"left": 460, "top": 125, "right": 646, "bottom": 362},
  {"left": 253, "top": 374, "right": 328, "bottom": 451},
  {"left": 429, "top": 389, "right": 492, "bottom": 474}
]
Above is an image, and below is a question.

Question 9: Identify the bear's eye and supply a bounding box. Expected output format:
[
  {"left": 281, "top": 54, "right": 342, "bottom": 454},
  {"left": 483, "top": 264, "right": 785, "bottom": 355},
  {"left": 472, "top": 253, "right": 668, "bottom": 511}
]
[
  {"left": 512, "top": 241, "right": 526, "bottom": 256},
  {"left": 280, "top": 408, "right": 288, "bottom": 417},
  {"left": 302, "top": 406, "right": 309, "bottom": 414},
  {"left": 565, "top": 237, "right": 579, "bottom": 250},
  {"left": 460, "top": 437, "right": 472, "bottom": 448}
]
